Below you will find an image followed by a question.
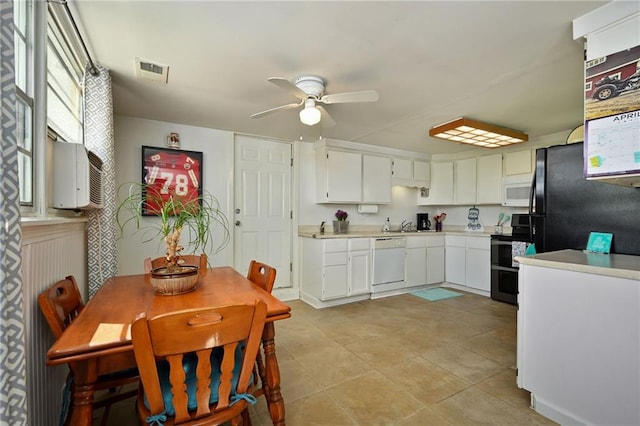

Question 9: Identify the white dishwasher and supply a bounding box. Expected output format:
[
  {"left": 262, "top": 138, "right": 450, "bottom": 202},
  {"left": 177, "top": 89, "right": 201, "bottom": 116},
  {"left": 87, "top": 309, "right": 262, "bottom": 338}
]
[{"left": 371, "top": 237, "right": 406, "bottom": 294}]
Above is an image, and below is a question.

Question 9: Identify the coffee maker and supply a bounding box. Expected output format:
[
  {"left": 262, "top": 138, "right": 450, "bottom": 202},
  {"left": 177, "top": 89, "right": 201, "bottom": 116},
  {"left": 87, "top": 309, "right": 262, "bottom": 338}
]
[{"left": 417, "top": 213, "right": 431, "bottom": 231}]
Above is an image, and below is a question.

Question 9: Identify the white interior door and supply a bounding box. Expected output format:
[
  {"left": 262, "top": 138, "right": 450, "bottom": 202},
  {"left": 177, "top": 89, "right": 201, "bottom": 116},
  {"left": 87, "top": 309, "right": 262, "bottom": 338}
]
[{"left": 234, "top": 135, "right": 292, "bottom": 288}]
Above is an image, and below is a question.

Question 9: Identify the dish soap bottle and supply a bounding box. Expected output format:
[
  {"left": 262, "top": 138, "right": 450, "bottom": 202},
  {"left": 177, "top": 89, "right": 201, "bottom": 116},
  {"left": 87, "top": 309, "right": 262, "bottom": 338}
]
[{"left": 382, "top": 217, "right": 391, "bottom": 232}]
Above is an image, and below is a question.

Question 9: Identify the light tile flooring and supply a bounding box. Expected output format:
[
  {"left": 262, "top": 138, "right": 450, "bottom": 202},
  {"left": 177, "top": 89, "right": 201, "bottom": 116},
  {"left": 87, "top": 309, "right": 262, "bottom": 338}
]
[{"left": 97, "top": 290, "right": 557, "bottom": 425}]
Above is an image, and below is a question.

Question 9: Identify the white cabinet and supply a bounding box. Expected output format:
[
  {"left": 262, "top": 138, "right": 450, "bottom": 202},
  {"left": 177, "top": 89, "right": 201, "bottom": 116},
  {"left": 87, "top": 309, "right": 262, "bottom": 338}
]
[
  {"left": 417, "top": 162, "right": 453, "bottom": 205},
  {"left": 393, "top": 158, "right": 430, "bottom": 188},
  {"left": 445, "top": 235, "right": 466, "bottom": 285},
  {"left": 426, "top": 235, "right": 445, "bottom": 284},
  {"left": 464, "top": 236, "right": 490, "bottom": 292},
  {"left": 316, "top": 149, "right": 362, "bottom": 203},
  {"left": 300, "top": 237, "right": 372, "bottom": 308},
  {"left": 504, "top": 149, "right": 533, "bottom": 176},
  {"left": 476, "top": 154, "right": 503, "bottom": 204},
  {"left": 348, "top": 238, "right": 371, "bottom": 295},
  {"left": 454, "top": 158, "right": 477, "bottom": 204},
  {"left": 405, "top": 237, "right": 427, "bottom": 288},
  {"left": 363, "top": 154, "right": 392, "bottom": 204},
  {"left": 445, "top": 235, "right": 490, "bottom": 292}
]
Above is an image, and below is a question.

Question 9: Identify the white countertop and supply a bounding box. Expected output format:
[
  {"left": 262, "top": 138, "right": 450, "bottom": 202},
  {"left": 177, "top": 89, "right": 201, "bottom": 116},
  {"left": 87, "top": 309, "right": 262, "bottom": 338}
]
[
  {"left": 298, "top": 225, "right": 493, "bottom": 239},
  {"left": 516, "top": 249, "right": 640, "bottom": 281}
]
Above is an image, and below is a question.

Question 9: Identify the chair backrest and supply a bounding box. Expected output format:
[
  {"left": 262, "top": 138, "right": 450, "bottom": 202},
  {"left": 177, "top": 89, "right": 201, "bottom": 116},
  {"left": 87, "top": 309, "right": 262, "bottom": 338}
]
[
  {"left": 246, "top": 260, "right": 277, "bottom": 294},
  {"left": 144, "top": 254, "right": 208, "bottom": 275},
  {"left": 38, "top": 275, "right": 84, "bottom": 339},
  {"left": 131, "top": 300, "right": 267, "bottom": 424}
]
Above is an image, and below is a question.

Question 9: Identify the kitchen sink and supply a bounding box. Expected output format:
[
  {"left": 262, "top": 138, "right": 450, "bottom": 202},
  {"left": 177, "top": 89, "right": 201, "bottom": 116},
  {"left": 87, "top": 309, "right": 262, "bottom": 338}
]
[{"left": 385, "top": 230, "right": 436, "bottom": 234}]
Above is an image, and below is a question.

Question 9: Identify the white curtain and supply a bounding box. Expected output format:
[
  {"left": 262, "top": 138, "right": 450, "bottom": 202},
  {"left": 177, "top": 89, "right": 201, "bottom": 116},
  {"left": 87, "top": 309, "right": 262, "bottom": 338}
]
[
  {"left": 0, "top": 0, "right": 29, "bottom": 423},
  {"left": 83, "top": 64, "right": 118, "bottom": 298}
]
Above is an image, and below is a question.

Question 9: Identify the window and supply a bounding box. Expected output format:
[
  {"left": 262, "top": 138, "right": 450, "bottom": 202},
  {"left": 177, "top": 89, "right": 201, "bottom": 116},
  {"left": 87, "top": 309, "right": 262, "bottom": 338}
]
[
  {"left": 14, "top": 0, "right": 34, "bottom": 206},
  {"left": 47, "top": 6, "right": 84, "bottom": 144}
]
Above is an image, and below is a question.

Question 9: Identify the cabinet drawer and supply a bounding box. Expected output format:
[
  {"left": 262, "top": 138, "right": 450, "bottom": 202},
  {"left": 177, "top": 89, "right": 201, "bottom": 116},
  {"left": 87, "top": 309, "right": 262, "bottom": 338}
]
[
  {"left": 425, "top": 235, "right": 445, "bottom": 247},
  {"left": 466, "top": 236, "right": 490, "bottom": 250},
  {"left": 324, "top": 252, "right": 347, "bottom": 266},
  {"left": 406, "top": 236, "right": 427, "bottom": 249},
  {"left": 324, "top": 239, "right": 348, "bottom": 253},
  {"left": 348, "top": 238, "right": 370, "bottom": 251},
  {"left": 445, "top": 235, "right": 466, "bottom": 247}
]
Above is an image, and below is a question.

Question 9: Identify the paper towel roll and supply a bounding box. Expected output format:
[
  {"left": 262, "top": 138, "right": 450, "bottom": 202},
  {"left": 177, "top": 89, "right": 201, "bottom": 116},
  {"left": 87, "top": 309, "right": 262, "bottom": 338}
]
[{"left": 357, "top": 204, "right": 379, "bottom": 214}]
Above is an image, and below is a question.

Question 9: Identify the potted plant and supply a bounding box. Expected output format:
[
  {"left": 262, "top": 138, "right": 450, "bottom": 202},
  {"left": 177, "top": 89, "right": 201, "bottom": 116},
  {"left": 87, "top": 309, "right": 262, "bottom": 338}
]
[
  {"left": 333, "top": 209, "right": 349, "bottom": 234},
  {"left": 116, "top": 182, "right": 229, "bottom": 294}
]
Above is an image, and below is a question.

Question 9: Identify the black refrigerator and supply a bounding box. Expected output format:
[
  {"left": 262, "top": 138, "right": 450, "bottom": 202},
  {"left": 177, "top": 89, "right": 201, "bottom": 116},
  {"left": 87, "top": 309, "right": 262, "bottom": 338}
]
[{"left": 531, "top": 142, "right": 640, "bottom": 256}]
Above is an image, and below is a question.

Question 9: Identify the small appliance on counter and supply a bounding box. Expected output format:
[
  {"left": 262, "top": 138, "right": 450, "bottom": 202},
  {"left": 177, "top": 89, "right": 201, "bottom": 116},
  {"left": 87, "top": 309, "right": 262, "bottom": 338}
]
[{"left": 417, "top": 213, "right": 431, "bottom": 231}]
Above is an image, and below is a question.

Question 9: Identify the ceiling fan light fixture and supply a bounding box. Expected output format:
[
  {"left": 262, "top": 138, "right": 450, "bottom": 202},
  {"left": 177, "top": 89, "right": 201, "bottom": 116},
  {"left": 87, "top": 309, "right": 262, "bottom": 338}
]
[
  {"left": 299, "top": 99, "right": 321, "bottom": 126},
  {"left": 429, "top": 117, "right": 528, "bottom": 148}
]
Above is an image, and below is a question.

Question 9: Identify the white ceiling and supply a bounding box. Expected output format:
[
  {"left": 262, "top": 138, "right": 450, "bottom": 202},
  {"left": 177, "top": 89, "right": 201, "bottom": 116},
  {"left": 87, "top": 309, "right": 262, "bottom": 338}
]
[{"left": 72, "top": 1, "right": 608, "bottom": 155}]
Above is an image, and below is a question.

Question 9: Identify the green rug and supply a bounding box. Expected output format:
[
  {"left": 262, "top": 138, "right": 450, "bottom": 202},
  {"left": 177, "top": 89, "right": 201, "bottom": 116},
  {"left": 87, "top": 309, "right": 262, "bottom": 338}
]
[{"left": 410, "top": 288, "right": 463, "bottom": 302}]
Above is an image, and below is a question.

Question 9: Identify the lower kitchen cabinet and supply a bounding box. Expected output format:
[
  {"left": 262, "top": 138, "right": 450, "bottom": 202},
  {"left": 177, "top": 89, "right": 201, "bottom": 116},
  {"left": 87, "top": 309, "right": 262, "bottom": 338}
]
[
  {"left": 348, "top": 239, "right": 371, "bottom": 295},
  {"left": 426, "top": 236, "right": 445, "bottom": 284},
  {"left": 445, "top": 234, "right": 490, "bottom": 293},
  {"left": 300, "top": 237, "right": 371, "bottom": 308},
  {"left": 405, "top": 237, "right": 427, "bottom": 288}
]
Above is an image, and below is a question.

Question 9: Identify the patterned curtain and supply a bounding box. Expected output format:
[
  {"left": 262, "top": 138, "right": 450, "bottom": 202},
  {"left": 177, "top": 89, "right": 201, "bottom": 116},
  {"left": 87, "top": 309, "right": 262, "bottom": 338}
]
[
  {"left": 0, "top": 0, "right": 29, "bottom": 423},
  {"left": 83, "top": 64, "right": 118, "bottom": 298}
]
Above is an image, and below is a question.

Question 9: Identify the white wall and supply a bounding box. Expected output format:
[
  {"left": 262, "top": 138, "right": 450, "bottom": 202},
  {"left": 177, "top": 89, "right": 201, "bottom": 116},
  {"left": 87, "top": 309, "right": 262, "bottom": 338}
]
[{"left": 114, "top": 115, "right": 234, "bottom": 275}]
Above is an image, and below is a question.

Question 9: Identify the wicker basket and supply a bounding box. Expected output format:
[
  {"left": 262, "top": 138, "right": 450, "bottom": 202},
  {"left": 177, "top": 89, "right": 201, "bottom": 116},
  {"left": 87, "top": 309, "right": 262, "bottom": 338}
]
[{"left": 150, "top": 266, "right": 199, "bottom": 295}]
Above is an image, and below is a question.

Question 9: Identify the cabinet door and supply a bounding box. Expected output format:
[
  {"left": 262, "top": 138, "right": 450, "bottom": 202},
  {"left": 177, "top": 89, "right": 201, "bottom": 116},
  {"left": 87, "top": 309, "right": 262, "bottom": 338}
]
[
  {"left": 348, "top": 251, "right": 370, "bottom": 295},
  {"left": 445, "top": 245, "right": 466, "bottom": 285},
  {"left": 454, "top": 158, "right": 477, "bottom": 204},
  {"left": 418, "top": 162, "right": 453, "bottom": 205},
  {"left": 322, "top": 264, "right": 348, "bottom": 300},
  {"left": 392, "top": 158, "right": 412, "bottom": 180},
  {"left": 363, "top": 155, "right": 392, "bottom": 203},
  {"left": 405, "top": 247, "right": 427, "bottom": 288},
  {"left": 318, "top": 150, "right": 362, "bottom": 203},
  {"left": 426, "top": 246, "right": 445, "bottom": 284},
  {"left": 465, "top": 247, "right": 490, "bottom": 291},
  {"left": 413, "top": 160, "right": 431, "bottom": 187},
  {"left": 476, "top": 154, "right": 503, "bottom": 204},
  {"left": 504, "top": 150, "right": 532, "bottom": 175}
]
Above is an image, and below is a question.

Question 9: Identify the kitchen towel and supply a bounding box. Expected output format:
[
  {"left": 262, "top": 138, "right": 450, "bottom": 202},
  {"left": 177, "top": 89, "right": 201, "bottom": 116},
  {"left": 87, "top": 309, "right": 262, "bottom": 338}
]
[{"left": 410, "top": 288, "right": 463, "bottom": 302}]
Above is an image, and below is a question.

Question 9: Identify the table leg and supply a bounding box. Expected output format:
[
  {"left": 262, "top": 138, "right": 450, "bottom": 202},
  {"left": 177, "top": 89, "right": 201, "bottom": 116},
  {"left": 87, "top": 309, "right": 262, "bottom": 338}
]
[
  {"left": 68, "top": 361, "right": 97, "bottom": 426},
  {"left": 262, "top": 322, "right": 285, "bottom": 426}
]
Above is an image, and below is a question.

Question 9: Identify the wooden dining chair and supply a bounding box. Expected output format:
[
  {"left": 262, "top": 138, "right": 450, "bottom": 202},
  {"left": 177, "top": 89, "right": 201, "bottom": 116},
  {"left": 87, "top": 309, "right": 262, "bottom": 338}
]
[
  {"left": 38, "top": 276, "right": 139, "bottom": 426},
  {"left": 246, "top": 261, "right": 277, "bottom": 400},
  {"left": 131, "top": 300, "right": 268, "bottom": 425},
  {"left": 144, "top": 253, "right": 208, "bottom": 275}
]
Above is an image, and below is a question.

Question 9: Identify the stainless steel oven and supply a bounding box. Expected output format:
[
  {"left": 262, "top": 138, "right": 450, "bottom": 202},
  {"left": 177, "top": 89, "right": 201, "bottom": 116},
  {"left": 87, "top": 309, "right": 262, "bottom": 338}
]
[{"left": 490, "top": 214, "right": 533, "bottom": 305}]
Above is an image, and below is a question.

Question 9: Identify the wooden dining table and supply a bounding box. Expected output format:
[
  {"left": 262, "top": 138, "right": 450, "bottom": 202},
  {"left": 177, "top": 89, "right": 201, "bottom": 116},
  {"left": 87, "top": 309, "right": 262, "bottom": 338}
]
[{"left": 46, "top": 266, "right": 291, "bottom": 426}]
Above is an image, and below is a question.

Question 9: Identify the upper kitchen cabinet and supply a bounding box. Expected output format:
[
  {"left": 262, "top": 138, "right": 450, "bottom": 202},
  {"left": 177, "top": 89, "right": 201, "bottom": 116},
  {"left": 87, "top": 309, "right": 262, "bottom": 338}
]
[
  {"left": 392, "top": 158, "right": 430, "bottom": 188},
  {"left": 454, "top": 157, "right": 477, "bottom": 204},
  {"left": 363, "top": 154, "right": 392, "bottom": 203},
  {"left": 504, "top": 149, "right": 533, "bottom": 175},
  {"left": 315, "top": 148, "right": 392, "bottom": 204},
  {"left": 316, "top": 148, "right": 362, "bottom": 203},
  {"left": 417, "top": 162, "right": 453, "bottom": 205},
  {"left": 476, "top": 153, "right": 503, "bottom": 204}
]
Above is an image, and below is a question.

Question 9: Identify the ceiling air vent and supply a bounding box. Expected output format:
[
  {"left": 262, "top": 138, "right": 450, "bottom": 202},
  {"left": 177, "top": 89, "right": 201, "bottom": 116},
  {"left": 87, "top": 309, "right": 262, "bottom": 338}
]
[{"left": 135, "top": 57, "right": 169, "bottom": 83}]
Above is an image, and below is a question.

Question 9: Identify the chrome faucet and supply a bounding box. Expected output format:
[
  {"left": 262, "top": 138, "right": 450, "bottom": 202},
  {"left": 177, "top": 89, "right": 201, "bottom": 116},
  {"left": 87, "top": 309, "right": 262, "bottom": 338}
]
[{"left": 400, "top": 220, "right": 414, "bottom": 232}]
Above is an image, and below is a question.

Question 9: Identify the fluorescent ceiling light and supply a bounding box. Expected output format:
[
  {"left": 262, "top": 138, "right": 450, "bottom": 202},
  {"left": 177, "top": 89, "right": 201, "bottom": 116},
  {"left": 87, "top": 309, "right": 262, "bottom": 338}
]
[{"left": 429, "top": 117, "right": 528, "bottom": 148}]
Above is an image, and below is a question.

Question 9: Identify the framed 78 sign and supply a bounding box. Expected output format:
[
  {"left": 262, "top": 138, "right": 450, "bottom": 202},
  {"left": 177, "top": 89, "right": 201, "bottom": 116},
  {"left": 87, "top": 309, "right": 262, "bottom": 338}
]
[{"left": 141, "top": 145, "right": 203, "bottom": 216}]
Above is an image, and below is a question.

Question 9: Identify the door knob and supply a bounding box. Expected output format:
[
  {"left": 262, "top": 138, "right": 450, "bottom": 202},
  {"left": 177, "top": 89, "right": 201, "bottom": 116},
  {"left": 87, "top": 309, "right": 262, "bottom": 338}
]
[
  {"left": 235, "top": 220, "right": 241, "bottom": 226},
  {"left": 235, "top": 208, "right": 241, "bottom": 214}
]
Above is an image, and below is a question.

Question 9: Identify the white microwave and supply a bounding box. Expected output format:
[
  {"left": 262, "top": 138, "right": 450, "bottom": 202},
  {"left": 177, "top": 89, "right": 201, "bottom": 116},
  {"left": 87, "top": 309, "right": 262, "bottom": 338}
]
[{"left": 502, "top": 174, "right": 532, "bottom": 207}]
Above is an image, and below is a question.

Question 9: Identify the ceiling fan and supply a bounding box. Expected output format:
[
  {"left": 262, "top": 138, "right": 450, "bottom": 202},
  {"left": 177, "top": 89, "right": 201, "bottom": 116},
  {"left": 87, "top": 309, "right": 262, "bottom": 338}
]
[{"left": 250, "top": 76, "right": 379, "bottom": 127}]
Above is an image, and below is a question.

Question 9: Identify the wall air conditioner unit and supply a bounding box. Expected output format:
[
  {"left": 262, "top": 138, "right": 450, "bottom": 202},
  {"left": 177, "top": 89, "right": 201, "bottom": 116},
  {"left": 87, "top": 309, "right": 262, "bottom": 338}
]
[{"left": 52, "top": 141, "right": 104, "bottom": 210}]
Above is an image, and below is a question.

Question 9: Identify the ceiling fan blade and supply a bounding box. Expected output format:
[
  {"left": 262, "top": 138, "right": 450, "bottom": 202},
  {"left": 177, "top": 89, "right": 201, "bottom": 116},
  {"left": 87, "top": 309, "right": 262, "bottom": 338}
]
[
  {"left": 319, "top": 90, "right": 379, "bottom": 105},
  {"left": 317, "top": 105, "right": 336, "bottom": 128},
  {"left": 267, "top": 77, "right": 308, "bottom": 100},
  {"left": 250, "top": 101, "right": 302, "bottom": 119}
]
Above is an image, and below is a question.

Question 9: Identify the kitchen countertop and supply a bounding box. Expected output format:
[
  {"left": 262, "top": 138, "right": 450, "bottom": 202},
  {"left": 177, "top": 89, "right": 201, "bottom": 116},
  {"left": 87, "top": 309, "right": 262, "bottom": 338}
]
[
  {"left": 298, "top": 225, "right": 494, "bottom": 239},
  {"left": 516, "top": 249, "right": 640, "bottom": 281}
]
